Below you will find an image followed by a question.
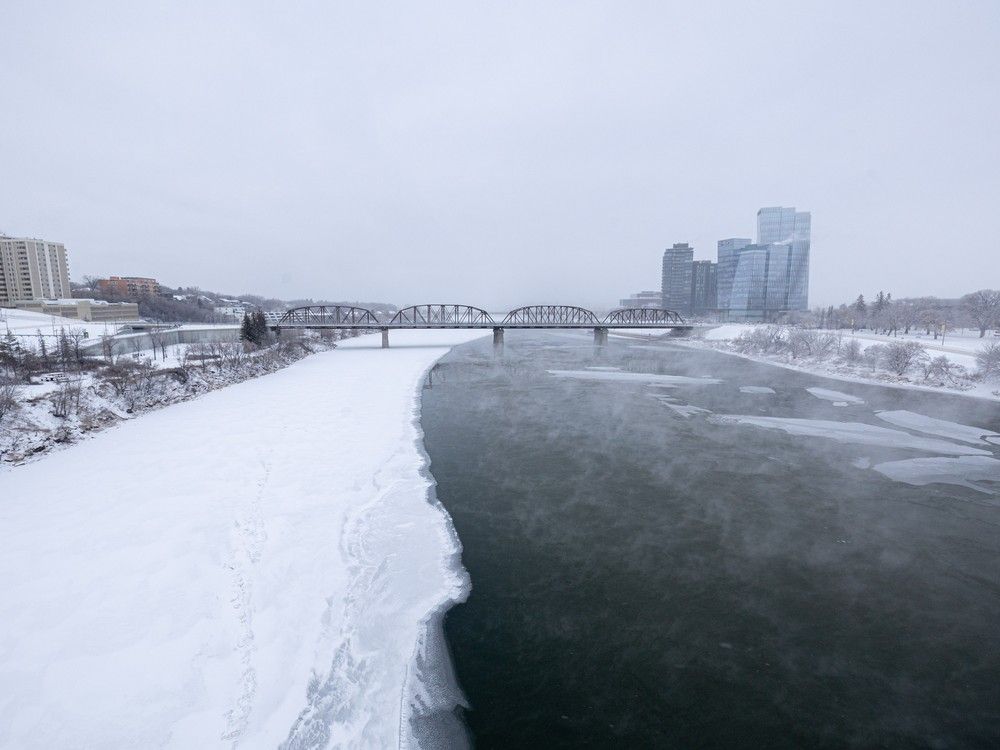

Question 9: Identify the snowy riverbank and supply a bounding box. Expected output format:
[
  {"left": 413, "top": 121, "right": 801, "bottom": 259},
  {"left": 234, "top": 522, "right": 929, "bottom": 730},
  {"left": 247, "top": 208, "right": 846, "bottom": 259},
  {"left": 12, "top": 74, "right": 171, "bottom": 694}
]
[
  {"left": 686, "top": 325, "right": 1000, "bottom": 403},
  {"left": 0, "top": 329, "right": 487, "bottom": 749}
]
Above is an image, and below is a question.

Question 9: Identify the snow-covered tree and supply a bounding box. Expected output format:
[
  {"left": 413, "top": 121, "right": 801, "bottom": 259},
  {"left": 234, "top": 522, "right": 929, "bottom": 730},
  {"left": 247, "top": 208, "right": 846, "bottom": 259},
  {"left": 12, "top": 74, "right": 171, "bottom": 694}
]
[
  {"left": 961, "top": 289, "right": 1000, "bottom": 338},
  {"left": 882, "top": 341, "right": 928, "bottom": 376},
  {"left": 976, "top": 343, "right": 1000, "bottom": 381}
]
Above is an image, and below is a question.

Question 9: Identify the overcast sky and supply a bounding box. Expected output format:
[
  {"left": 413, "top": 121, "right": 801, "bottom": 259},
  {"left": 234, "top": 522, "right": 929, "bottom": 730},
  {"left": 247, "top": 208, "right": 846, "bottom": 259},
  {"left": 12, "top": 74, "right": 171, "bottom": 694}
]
[{"left": 2, "top": 1, "right": 998, "bottom": 309}]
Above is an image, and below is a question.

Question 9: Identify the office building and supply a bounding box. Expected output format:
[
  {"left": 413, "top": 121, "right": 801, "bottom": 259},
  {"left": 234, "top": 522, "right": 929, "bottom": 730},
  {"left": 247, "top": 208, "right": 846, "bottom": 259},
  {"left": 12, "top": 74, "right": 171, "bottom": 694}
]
[
  {"left": 716, "top": 238, "right": 752, "bottom": 313},
  {"left": 618, "top": 291, "right": 662, "bottom": 309},
  {"left": 716, "top": 207, "right": 811, "bottom": 320},
  {"left": 0, "top": 235, "right": 72, "bottom": 306},
  {"left": 661, "top": 243, "right": 694, "bottom": 313},
  {"left": 756, "top": 207, "right": 810, "bottom": 312},
  {"left": 691, "top": 260, "right": 718, "bottom": 314}
]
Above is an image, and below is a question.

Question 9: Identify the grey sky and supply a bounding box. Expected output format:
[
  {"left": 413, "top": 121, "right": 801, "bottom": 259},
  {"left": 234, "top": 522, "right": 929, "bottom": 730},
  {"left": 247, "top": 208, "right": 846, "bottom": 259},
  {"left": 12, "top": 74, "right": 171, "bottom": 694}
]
[{"left": 2, "top": 1, "right": 998, "bottom": 309}]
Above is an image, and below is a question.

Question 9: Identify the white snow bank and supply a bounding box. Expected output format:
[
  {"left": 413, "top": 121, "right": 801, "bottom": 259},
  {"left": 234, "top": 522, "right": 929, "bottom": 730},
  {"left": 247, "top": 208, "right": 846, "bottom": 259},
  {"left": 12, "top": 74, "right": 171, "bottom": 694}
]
[
  {"left": 872, "top": 456, "right": 1000, "bottom": 495},
  {"left": 703, "top": 324, "right": 756, "bottom": 341},
  {"left": 710, "top": 415, "right": 990, "bottom": 456},
  {"left": 547, "top": 369, "right": 722, "bottom": 386},
  {"left": 875, "top": 410, "right": 1000, "bottom": 446},
  {"left": 0, "top": 306, "right": 125, "bottom": 340},
  {"left": 0, "top": 329, "right": 487, "bottom": 749},
  {"left": 806, "top": 387, "right": 865, "bottom": 405}
]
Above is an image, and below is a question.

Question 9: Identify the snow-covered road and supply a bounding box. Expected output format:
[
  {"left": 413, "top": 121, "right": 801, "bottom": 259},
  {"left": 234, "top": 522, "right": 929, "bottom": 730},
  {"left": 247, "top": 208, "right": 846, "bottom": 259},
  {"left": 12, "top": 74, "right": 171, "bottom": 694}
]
[{"left": 0, "top": 329, "right": 487, "bottom": 749}]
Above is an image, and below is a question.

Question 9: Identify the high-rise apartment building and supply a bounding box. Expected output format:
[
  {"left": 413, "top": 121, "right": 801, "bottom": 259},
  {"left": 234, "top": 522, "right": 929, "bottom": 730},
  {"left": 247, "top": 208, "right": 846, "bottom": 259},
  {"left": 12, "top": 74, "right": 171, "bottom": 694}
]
[
  {"left": 691, "top": 260, "right": 717, "bottom": 314},
  {"left": 0, "top": 236, "right": 72, "bottom": 306},
  {"left": 661, "top": 243, "right": 694, "bottom": 313}
]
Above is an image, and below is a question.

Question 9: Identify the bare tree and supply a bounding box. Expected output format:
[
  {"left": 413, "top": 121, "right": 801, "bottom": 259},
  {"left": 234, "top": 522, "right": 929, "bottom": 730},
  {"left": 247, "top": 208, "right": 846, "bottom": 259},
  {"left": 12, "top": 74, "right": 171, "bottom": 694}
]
[
  {"left": 922, "top": 355, "right": 965, "bottom": 385},
  {"left": 882, "top": 341, "right": 928, "bottom": 376},
  {"left": 51, "top": 379, "right": 83, "bottom": 418},
  {"left": 976, "top": 343, "right": 1000, "bottom": 381},
  {"left": 841, "top": 338, "right": 863, "bottom": 363},
  {"left": 863, "top": 344, "right": 886, "bottom": 372},
  {"left": 0, "top": 377, "right": 19, "bottom": 424},
  {"left": 961, "top": 289, "right": 1000, "bottom": 338}
]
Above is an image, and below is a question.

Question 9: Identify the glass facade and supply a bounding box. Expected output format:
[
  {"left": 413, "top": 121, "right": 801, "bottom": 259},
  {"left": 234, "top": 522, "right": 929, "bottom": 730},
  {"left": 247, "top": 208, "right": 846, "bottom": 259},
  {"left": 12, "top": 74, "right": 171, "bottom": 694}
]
[
  {"left": 661, "top": 243, "right": 694, "bottom": 313},
  {"left": 716, "top": 238, "right": 752, "bottom": 312},
  {"left": 691, "top": 260, "right": 717, "bottom": 314},
  {"left": 717, "top": 208, "right": 810, "bottom": 320}
]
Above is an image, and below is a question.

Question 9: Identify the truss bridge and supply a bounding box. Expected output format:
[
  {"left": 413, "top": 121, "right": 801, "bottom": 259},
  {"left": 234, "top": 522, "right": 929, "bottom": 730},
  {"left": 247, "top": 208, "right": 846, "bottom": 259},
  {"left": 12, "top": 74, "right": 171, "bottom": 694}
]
[{"left": 273, "top": 304, "right": 690, "bottom": 348}]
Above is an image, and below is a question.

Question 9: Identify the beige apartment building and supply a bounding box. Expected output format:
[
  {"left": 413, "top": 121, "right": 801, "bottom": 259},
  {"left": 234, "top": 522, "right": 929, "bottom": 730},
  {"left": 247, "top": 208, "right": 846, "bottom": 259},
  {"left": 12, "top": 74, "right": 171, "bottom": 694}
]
[{"left": 0, "top": 235, "right": 72, "bottom": 306}]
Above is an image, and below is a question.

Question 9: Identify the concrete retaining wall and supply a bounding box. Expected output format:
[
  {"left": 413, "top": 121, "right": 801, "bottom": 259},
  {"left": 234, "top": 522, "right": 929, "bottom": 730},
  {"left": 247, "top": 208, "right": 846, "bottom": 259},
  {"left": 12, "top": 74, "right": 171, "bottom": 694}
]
[{"left": 80, "top": 326, "right": 241, "bottom": 357}]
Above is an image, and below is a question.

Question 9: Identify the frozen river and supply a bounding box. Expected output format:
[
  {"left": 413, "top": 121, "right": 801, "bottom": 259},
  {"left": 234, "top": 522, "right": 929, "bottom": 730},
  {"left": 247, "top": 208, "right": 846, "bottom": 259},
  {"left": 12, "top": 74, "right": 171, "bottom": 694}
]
[{"left": 421, "top": 332, "right": 1000, "bottom": 748}]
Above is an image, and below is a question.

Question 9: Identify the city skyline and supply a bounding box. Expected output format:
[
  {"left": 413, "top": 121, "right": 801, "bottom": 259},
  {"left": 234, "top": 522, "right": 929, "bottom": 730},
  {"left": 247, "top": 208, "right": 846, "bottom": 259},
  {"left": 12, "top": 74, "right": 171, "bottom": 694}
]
[{"left": 2, "top": 2, "right": 998, "bottom": 309}]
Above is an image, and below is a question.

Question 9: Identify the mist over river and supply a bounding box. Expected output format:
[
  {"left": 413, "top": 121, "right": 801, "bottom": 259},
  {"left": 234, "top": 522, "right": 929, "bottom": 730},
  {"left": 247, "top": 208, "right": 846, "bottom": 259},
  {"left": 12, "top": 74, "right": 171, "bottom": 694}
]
[{"left": 420, "top": 332, "right": 1000, "bottom": 749}]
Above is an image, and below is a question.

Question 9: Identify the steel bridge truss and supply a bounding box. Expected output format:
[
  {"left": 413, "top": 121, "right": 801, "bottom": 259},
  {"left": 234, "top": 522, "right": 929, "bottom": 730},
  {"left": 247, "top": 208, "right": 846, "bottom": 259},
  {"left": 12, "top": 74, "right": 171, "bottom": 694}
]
[
  {"left": 603, "top": 307, "right": 686, "bottom": 325},
  {"left": 274, "top": 304, "right": 688, "bottom": 330},
  {"left": 388, "top": 304, "right": 495, "bottom": 327}
]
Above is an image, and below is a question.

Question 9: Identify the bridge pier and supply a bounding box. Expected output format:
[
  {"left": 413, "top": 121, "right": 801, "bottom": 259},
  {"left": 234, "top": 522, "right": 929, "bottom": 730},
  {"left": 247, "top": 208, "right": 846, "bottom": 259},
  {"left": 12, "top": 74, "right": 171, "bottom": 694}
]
[
  {"left": 492, "top": 327, "right": 504, "bottom": 355},
  {"left": 381, "top": 328, "right": 389, "bottom": 349},
  {"left": 594, "top": 327, "right": 608, "bottom": 347}
]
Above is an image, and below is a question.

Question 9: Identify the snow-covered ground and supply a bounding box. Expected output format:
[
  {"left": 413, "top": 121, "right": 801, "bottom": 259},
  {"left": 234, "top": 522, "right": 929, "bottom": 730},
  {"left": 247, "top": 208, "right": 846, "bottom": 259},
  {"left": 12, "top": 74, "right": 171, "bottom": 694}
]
[
  {"left": 0, "top": 329, "right": 487, "bottom": 749},
  {"left": 694, "top": 324, "right": 1000, "bottom": 402},
  {"left": 1, "top": 306, "right": 127, "bottom": 340}
]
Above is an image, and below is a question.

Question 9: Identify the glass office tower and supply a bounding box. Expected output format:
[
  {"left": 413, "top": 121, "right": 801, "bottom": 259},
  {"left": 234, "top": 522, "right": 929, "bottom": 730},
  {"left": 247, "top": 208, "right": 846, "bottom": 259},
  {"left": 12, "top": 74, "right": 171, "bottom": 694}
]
[
  {"left": 756, "top": 207, "right": 811, "bottom": 312},
  {"left": 661, "top": 243, "right": 694, "bottom": 313}
]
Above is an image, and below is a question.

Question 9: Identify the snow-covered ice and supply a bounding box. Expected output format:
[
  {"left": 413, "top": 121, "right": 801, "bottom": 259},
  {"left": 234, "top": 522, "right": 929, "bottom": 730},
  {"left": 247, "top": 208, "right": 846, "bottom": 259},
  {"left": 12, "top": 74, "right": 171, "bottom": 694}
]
[
  {"left": 0, "top": 329, "right": 487, "bottom": 749},
  {"left": 806, "top": 387, "right": 865, "bottom": 405},
  {"left": 874, "top": 410, "right": 1000, "bottom": 446},
  {"left": 710, "top": 415, "right": 990, "bottom": 456},
  {"left": 547, "top": 369, "right": 722, "bottom": 386},
  {"left": 652, "top": 395, "right": 711, "bottom": 418},
  {"left": 702, "top": 324, "right": 755, "bottom": 341},
  {"left": 739, "top": 386, "right": 776, "bottom": 394},
  {"left": 872, "top": 456, "right": 1000, "bottom": 495}
]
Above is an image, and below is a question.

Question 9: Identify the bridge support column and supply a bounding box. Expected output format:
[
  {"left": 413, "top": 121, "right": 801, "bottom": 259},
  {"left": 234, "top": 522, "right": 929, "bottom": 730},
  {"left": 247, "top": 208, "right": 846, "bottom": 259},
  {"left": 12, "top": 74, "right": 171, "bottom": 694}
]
[
  {"left": 594, "top": 327, "right": 608, "bottom": 347},
  {"left": 381, "top": 328, "right": 390, "bottom": 349},
  {"left": 493, "top": 327, "right": 504, "bottom": 355}
]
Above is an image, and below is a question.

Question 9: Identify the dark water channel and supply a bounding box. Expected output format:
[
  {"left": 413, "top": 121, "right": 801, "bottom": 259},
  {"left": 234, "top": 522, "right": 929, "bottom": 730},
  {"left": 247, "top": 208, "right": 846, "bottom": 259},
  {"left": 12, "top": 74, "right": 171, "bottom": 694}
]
[{"left": 420, "top": 332, "right": 1000, "bottom": 749}]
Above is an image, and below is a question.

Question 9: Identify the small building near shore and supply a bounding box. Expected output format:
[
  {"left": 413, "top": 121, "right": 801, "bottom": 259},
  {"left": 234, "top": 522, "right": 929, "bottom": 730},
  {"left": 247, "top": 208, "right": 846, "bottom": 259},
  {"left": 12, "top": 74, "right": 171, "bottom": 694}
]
[{"left": 12, "top": 298, "right": 140, "bottom": 322}]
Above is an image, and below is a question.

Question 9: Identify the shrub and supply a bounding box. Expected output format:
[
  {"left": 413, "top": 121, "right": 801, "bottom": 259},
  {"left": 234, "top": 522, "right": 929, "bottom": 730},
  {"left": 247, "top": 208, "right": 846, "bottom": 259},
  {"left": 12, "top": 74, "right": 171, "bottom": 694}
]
[
  {"left": 841, "top": 338, "right": 863, "bottom": 363},
  {"left": 922, "top": 355, "right": 966, "bottom": 384},
  {"left": 734, "top": 326, "right": 786, "bottom": 355},
  {"left": 0, "top": 377, "right": 19, "bottom": 424},
  {"left": 882, "top": 341, "right": 928, "bottom": 376},
  {"left": 977, "top": 342, "right": 1000, "bottom": 381},
  {"left": 863, "top": 344, "right": 887, "bottom": 372}
]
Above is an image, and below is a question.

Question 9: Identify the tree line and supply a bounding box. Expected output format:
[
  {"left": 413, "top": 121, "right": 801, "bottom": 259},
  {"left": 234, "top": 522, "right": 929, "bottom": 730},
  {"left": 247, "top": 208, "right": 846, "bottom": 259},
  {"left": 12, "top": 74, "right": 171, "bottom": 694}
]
[{"left": 811, "top": 289, "right": 1000, "bottom": 339}]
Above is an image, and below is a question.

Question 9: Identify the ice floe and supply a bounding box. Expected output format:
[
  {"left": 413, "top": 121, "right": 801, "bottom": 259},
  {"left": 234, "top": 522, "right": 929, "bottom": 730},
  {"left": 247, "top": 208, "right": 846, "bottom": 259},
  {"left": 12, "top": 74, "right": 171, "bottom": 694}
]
[
  {"left": 652, "top": 395, "right": 712, "bottom": 418},
  {"left": 547, "top": 369, "right": 722, "bottom": 386},
  {"left": 710, "top": 415, "right": 990, "bottom": 456},
  {"left": 872, "top": 456, "right": 1000, "bottom": 495},
  {"left": 740, "top": 386, "right": 776, "bottom": 394},
  {"left": 806, "top": 387, "right": 865, "bottom": 405},
  {"left": 875, "top": 410, "right": 1000, "bottom": 445}
]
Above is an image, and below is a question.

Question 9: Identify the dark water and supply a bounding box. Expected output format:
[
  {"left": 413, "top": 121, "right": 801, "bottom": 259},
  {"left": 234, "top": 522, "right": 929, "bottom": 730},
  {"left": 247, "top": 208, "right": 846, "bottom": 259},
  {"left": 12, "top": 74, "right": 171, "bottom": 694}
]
[{"left": 420, "top": 332, "right": 1000, "bottom": 749}]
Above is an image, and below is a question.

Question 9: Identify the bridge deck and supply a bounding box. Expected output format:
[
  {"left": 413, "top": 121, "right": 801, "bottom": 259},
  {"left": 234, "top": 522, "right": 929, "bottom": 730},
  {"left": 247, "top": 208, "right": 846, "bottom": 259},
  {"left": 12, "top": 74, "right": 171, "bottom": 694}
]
[{"left": 270, "top": 323, "right": 692, "bottom": 330}]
